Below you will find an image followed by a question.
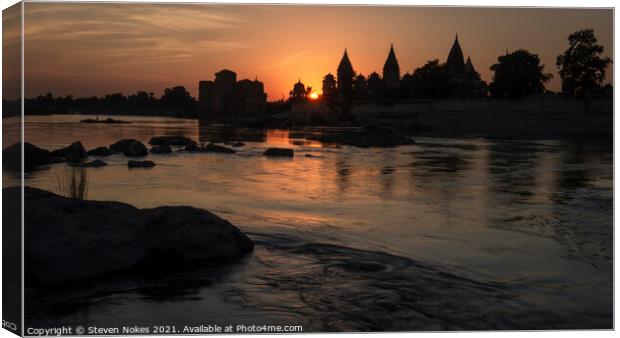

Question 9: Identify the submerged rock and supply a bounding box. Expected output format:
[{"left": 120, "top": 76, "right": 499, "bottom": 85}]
[
  {"left": 264, "top": 148, "right": 294, "bottom": 157},
  {"left": 203, "top": 143, "right": 236, "bottom": 154},
  {"left": 109, "top": 139, "right": 148, "bottom": 157},
  {"left": 87, "top": 146, "right": 113, "bottom": 156},
  {"left": 183, "top": 143, "right": 236, "bottom": 154},
  {"left": 50, "top": 156, "right": 66, "bottom": 164},
  {"left": 124, "top": 141, "right": 148, "bottom": 157},
  {"left": 184, "top": 143, "right": 200, "bottom": 152},
  {"left": 128, "top": 160, "right": 156, "bottom": 168},
  {"left": 150, "top": 144, "right": 173, "bottom": 154},
  {"left": 3, "top": 142, "right": 51, "bottom": 169},
  {"left": 149, "top": 135, "right": 196, "bottom": 146},
  {"left": 50, "top": 141, "right": 87, "bottom": 159},
  {"left": 224, "top": 141, "right": 245, "bottom": 147},
  {"left": 66, "top": 153, "right": 84, "bottom": 164},
  {"left": 70, "top": 159, "right": 107, "bottom": 168},
  {"left": 80, "top": 118, "right": 129, "bottom": 124},
  {"left": 308, "top": 127, "right": 414, "bottom": 148},
  {"left": 11, "top": 187, "right": 254, "bottom": 285}
]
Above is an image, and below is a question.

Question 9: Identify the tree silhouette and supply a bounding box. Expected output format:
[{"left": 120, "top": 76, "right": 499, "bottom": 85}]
[
  {"left": 556, "top": 29, "right": 612, "bottom": 97},
  {"left": 160, "top": 86, "right": 195, "bottom": 115},
  {"left": 411, "top": 60, "right": 453, "bottom": 99},
  {"left": 489, "top": 50, "right": 551, "bottom": 99}
]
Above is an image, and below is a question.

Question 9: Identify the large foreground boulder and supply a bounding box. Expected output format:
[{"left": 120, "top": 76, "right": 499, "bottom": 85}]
[
  {"left": 10, "top": 187, "right": 254, "bottom": 286},
  {"left": 3, "top": 143, "right": 51, "bottom": 169},
  {"left": 109, "top": 139, "right": 147, "bottom": 157}
]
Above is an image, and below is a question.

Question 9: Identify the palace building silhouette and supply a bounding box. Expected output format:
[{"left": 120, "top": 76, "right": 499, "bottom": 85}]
[{"left": 198, "top": 69, "right": 267, "bottom": 117}]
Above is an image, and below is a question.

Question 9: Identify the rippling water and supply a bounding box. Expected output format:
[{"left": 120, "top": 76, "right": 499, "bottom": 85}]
[{"left": 5, "top": 114, "right": 612, "bottom": 330}]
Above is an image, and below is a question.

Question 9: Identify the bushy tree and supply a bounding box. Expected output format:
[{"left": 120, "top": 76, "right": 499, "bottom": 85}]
[
  {"left": 160, "top": 86, "right": 195, "bottom": 115},
  {"left": 411, "top": 60, "right": 453, "bottom": 99},
  {"left": 556, "top": 29, "right": 612, "bottom": 97},
  {"left": 489, "top": 50, "right": 551, "bottom": 99}
]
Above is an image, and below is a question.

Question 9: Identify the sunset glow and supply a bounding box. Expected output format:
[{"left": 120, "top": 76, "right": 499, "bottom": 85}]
[
  {"left": 3, "top": 2, "right": 614, "bottom": 332},
  {"left": 7, "top": 4, "right": 611, "bottom": 101}
]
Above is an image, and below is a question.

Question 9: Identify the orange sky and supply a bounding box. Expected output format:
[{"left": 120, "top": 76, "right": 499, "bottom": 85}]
[{"left": 8, "top": 3, "right": 614, "bottom": 101}]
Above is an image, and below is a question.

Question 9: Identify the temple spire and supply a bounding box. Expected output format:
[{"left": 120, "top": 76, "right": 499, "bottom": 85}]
[
  {"left": 383, "top": 44, "right": 401, "bottom": 89},
  {"left": 337, "top": 48, "right": 355, "bottom": 91},
  {"left": 465, "top": 55, "right": 475, "bottom": 73},
  {"left": 446, "top": 33, "right": 465, "bottom": 73}
]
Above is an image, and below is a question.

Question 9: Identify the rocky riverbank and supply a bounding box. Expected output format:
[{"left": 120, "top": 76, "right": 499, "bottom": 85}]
[{"left": 2, "top": 127, "right": 415, "bottom": 172}]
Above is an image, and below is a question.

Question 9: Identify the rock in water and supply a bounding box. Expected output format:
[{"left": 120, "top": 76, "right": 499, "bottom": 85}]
[
  {"left": 150, "top": 145, "right": 172, "bottom": 154},
  {"left": 50, "top": 141, "right": 87, "bottom": 159},
  {"left": 308, "top": 127, "right": 414, "bottom": 148},
  {"left": 80, "top": 118, "right": 129, "bottom": 124},
  {"left": 149, "top": 135, "right": 197, "bottom": 146},
  {"left": 134, "top": 207, "right": 255, "bottom": 272},
  {"left": 128, "top": 160, "right": 156, "bottom": 168},
  {"left": 10, "top": 186, "right": 254, "bottom": 285},
  {"left": 50, "top": 156, "right": 66, "bottom": 164},
  {"left": 203, "top": 143, "right": 236, "bottom": 154},
  {"left": 184, "top": 143, "right": 200, "bottom": 152},
  {"left": 3, "top": 143, "right": 51, "bottom": 169},
  {"left": 124, "top": 141, "right": 148, "bottom": 157},
  {"left": 65, "top": 153, "right": 83, "bottom": 164},
  {"left": 109, "top": 139, "right": 147, "bottom": 155},
  {"left": 87, "top": 146, "right": 113, "bottom": 156},
  {"left": 263, "top": 148, "right": 294, "bottom": 157},
  {"left": 224, "top": 141, "right": 245, "bottom": 147},
  {"left": 70, "top": 159, "right": 107, "bottom": 168}
]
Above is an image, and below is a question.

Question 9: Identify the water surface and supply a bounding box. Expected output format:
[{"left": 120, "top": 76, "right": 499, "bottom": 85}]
[{"left": 6, "top": 114, "right": 612, "bottom": 330}]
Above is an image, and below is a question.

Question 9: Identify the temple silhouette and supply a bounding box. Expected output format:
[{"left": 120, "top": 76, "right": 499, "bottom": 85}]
[
  {"left": 196, "top": 35, "right": 515, "bottom": 120},
  {"left": 320, "top": 35, "right": 486, "bottom": 104}
]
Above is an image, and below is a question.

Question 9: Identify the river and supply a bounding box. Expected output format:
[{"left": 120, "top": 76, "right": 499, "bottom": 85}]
[{"left": 3, "top": 114, "right": 613, "bottom": 330}]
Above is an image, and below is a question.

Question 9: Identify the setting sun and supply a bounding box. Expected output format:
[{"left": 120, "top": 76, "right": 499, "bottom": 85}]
[{"left": 309, "top": 92, "right": 319, "bottom": 100}]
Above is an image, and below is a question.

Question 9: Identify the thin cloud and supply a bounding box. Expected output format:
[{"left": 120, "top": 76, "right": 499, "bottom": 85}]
[{"left": 280, "top": 50, "right": 313, "bottom": 66}]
